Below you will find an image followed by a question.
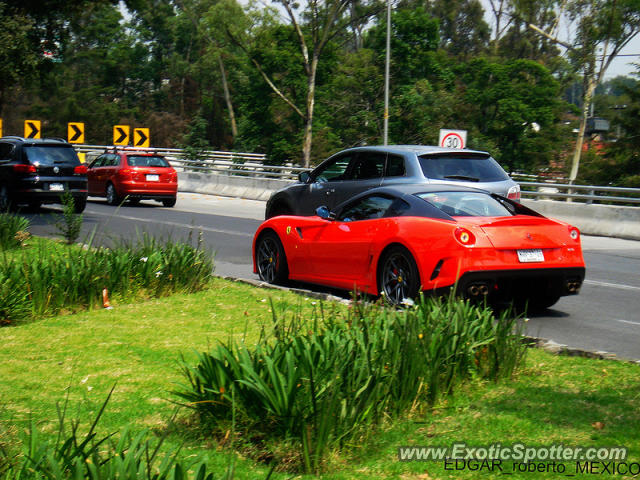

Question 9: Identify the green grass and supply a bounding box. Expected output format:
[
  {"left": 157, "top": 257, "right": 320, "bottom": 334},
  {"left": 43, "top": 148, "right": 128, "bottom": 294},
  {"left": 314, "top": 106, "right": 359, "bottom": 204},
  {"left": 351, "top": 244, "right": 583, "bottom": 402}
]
[{"left": 1, "top": 277, "right": 639, "bottom": 479}]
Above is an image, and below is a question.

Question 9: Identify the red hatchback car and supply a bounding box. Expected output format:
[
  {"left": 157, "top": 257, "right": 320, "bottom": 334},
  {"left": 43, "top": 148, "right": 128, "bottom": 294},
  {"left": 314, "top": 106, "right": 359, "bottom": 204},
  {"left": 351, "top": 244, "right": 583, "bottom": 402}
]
[{"left": 87, "top": 149, "right": 178, "bottom": 207}]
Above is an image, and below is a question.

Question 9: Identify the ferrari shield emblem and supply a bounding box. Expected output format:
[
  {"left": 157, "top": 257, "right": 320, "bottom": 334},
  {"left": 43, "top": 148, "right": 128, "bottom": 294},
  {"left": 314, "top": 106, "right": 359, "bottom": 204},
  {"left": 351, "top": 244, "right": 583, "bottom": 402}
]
[{"left": 286, "top": 226, "right": 292, "bottom": 235}]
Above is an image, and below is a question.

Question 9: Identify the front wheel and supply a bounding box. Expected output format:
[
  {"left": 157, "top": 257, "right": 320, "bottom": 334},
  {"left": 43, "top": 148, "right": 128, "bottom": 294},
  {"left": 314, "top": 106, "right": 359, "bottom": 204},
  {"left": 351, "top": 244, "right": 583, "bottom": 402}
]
[
  {"left": 255, "top": 231, "right": 289, "bottom": 285},
  {"left": 378, "top": 246, "right": 421, "bottom": 306}
]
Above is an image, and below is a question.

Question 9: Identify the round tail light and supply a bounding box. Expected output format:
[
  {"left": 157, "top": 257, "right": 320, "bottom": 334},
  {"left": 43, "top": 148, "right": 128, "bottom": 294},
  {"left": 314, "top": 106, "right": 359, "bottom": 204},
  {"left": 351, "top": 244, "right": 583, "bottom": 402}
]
[
  {"left": 569, "top": 227, "right": 580, "bottom": 240},
  {"left": 454, "top": 227, "right": 476, "bottom": 246}
]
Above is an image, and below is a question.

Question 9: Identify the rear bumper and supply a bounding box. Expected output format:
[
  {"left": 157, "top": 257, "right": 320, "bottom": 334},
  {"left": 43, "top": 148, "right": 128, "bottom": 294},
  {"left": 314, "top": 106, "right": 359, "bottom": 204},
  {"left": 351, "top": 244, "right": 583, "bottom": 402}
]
[
  {"left": 116, "top": 181, "right": 177, "bottom": 199},
  {"left": 426, "top": 266, "right": 586, "bottom": 300},
  {"left": 13, "top": 177, "right": 88, "bottom": 204}
]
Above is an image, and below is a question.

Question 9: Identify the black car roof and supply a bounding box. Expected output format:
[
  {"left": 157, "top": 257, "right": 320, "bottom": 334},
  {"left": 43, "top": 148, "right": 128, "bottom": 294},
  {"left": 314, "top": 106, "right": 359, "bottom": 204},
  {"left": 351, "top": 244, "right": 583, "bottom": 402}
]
[
  {"left": 1, "top": 136, "right": 72, "bottom": 146},
  {"left": 332, "top": 184, "right": 494, "bottom": 221}
]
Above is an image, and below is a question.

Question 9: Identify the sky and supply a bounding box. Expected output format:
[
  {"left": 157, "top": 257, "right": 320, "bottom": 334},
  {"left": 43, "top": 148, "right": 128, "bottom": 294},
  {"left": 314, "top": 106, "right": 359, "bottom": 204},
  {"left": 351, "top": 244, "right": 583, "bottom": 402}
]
[{"left": 479, "top": 0, "right": 640, "bottom": 80}]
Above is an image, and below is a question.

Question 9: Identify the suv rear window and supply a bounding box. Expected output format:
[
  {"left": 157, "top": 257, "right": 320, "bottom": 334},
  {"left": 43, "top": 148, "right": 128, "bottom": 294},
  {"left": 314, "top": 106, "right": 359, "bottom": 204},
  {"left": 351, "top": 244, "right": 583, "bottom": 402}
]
[
  {"left": 127, "top": 155, "right": 170, "bottom": 167},
  {"left": 24, "top": 146, "right": 80, "bottom": 165},
  {"left": 419, "top": 154, "right": 509, "bottom": 182}
]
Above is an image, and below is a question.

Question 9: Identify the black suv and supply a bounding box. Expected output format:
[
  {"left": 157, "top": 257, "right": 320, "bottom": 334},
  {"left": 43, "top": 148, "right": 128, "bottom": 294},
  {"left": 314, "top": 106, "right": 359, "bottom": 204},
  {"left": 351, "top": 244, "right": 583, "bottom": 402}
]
[{"left": 0, "top": 137, "right": 88, "bottom": 212}]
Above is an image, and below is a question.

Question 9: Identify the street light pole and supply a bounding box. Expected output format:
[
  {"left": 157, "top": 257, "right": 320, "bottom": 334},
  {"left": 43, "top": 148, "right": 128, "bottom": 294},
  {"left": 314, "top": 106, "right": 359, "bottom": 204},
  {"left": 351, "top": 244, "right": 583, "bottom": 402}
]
[{"left": 383, "top": 0, "right": 391, "bottom": 145}]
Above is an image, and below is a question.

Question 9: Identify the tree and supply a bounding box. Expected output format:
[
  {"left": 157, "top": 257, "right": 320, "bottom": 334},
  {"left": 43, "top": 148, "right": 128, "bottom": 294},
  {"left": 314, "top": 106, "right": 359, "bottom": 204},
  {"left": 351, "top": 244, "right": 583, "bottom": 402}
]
[
  {"left": 457, "top": 58, "right": 569, "bottom": 171},
  {"left": 0, "top": 3, "right": 39, "bottom": 116},
  {"left": 427, "top": 0, "right": 490, "bottom": 57},
  {"left": 526, "top": 0, "right": 640, "bottom": 182},
  {"left": 221, "top": 0, "right": 378, "bottom": 166}
]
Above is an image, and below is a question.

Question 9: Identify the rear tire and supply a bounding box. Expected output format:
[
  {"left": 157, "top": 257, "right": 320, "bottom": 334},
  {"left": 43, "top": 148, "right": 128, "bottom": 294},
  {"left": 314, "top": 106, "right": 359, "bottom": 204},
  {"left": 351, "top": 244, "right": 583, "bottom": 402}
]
[
  {"left": 0, "top": 185, "right": 13, "bottom": 212},
  {"left": 73, "top": 197, "right": 87, "bottom": 213},
  {"left": 255, "top": 231, "right": 289, "bottom": 285},
  {"left": 162, "top": 197, "right": 176, "bottom": 208},
  {"left": 106, "top": 183, "right": 120, "bottom": 206},
  {"left": 377, "top": 245, "right": 421, "bottom": 306},
  {"left": 526, "top": 294, "right": 561, "bottom": 313},
  {"left": 128, "top": 198, "right": 141, "bottom": 206}
]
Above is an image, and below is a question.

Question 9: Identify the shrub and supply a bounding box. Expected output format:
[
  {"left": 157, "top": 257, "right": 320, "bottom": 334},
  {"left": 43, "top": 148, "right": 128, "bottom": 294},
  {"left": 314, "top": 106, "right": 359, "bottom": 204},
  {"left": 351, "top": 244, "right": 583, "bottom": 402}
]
[
  {"left": 0, "top": 214, "right": 29, "bottom": 250},
  {"left": 0, "top": 232, "right": 214, "bottom": 323},
  {"left": 175, "top": 296, "right": 526, "bottom": 473},
  {"left": 54, "top": 192, "right": 83, "bottom": 245},
  {"left": 0, "top": 388, "right": 230, "bottom": 480}
]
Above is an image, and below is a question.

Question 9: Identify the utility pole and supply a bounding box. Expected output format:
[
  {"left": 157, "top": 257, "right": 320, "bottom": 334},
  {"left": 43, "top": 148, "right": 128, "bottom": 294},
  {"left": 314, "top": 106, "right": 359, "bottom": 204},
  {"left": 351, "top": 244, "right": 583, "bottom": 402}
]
[{"left": 383, "top": 0, "right": 391, "bottom": 145}]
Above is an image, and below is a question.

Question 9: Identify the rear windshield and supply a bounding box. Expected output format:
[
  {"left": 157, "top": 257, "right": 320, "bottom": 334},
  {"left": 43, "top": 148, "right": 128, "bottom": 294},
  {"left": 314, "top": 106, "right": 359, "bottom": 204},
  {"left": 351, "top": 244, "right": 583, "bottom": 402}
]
[
  {"left": 24, "top": 146, "right": 80, "bottom": 165},
  {"left": 127, "top": 155, "right": 170, "bottom": 167},
  {"left": 419, "top": 154, "right": 510, "bottom": 182},
  {"left": 417, "top": 191, "right": 513, "bottom": 217}
]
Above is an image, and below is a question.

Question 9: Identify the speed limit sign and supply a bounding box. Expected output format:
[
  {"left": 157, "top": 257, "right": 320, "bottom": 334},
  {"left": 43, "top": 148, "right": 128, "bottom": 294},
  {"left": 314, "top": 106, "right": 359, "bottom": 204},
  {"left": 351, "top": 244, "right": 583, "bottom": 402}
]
[{"left": 439, "top": 129, "right": 467, "bottom": 149}]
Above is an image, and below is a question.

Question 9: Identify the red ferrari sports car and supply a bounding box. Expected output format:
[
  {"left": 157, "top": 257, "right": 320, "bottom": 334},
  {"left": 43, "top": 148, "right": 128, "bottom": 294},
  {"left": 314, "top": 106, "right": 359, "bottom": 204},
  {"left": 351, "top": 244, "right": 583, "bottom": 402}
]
[{"left": 253, "top": 185, "right": 585, "bottom": 309}]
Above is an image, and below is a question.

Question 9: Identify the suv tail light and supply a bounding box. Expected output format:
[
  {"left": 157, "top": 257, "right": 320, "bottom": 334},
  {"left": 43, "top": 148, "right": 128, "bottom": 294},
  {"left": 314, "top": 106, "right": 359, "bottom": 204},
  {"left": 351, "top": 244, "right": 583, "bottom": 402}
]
[
  {"left": 13, "top": 164, "right": 37, "bottom": 174},
  {"left": 74, "top": 165, "right": 88, "bottom": 174},
  {"left": 507, "top": 185, "right": 521, "bottom": 201}
]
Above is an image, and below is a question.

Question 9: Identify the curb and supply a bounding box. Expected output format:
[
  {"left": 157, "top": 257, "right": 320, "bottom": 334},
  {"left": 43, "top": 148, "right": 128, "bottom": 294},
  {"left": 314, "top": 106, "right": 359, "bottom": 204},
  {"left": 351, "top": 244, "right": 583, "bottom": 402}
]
[{"left": 216, "top": 274, "right": 640, "bottom": 366}]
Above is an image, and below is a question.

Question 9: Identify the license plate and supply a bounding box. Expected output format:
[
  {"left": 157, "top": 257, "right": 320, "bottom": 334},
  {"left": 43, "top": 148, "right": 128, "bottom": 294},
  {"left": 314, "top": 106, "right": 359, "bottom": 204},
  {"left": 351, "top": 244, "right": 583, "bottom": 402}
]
[
  {"left": 49, "top": 183, "right": 64, "bottom": 191},
  {"left": 517, "top": 249, "right": 544, "bottom": 263},
  {"left": 146, "top": 174, "right": 159, "bottom": 181}
]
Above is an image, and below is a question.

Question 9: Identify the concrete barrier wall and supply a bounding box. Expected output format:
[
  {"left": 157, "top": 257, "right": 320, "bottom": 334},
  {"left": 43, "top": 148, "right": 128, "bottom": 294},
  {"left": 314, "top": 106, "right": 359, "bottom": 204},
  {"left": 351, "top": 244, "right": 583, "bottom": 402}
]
[
  {"left": 522, "top": 199, "right": 640, "bottom": 241},
  {"left": 178, "top": 172, "right": 640, "bottom": 240},
  {"left": 178, "top": 171, "right": 292, "bottom": 202}
]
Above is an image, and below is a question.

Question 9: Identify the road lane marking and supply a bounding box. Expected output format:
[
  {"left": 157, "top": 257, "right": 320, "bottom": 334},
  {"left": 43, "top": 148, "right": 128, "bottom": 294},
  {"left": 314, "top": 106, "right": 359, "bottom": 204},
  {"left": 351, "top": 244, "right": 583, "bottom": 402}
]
[
  {"left": 87, "top": 210, "right": 254, "bottom": 238},
  {"left": 616, "top": 319, "right": 640, "bottom": 327},
  {"left": 584, "top": 280, "right": 640, "bottom": 292}
]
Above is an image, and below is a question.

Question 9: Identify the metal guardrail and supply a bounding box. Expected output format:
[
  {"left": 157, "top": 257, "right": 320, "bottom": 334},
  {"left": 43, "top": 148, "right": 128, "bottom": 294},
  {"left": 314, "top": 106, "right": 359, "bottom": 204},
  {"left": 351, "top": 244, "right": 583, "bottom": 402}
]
[
  {"left": 518, "top": 182, "right": 640, "bottom": 205},
  {"left": 74, "top": 144, "right": 307, "bottom": 180},
  {"left": 74, "top": 145, "right": 640, "bottom": 205},
  {"left": 511, "top": 172, "right": 640, "bottom": 205}
]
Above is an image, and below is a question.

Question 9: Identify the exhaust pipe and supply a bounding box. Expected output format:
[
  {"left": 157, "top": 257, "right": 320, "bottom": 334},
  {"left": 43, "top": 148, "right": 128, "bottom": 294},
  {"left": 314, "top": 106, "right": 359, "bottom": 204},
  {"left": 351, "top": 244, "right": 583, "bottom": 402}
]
[
  {"left": 467, "top": 283, "right": 490, "bottom": 298},
  {"left": 565, "top": 281, "right": 581, "bottom": 293}
]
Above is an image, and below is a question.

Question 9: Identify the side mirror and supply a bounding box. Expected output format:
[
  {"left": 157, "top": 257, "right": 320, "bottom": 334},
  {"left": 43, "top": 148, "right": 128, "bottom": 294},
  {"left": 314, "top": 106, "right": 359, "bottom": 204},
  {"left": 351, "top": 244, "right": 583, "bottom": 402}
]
[
  {"left": 315, "top": 205, "right": 334, "bottom": 220},
  {"left": 298, "top": 171, "right": 311, "bottom": 183}
]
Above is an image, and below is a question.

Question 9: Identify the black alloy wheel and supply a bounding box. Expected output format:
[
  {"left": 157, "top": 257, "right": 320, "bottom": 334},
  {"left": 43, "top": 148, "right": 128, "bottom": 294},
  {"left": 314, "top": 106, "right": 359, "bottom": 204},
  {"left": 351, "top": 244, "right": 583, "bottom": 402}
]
[
  {"left": 378, "top": 246, "right": 421, "bottom": 305},
  {"left": 256, "top": 231, "right": 288, "bottom": 285},
  {"left": 106, "top": 184, "right": 120, "bottom": 206},
  {"left": 0, "top": 185, "right": 13, "bottom": 211}
]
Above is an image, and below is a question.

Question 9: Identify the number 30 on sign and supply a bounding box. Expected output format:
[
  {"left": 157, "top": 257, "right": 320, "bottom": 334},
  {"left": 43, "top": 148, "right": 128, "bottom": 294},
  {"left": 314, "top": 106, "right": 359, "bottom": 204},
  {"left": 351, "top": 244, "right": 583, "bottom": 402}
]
[{"left": 439, "top": 129, "right": 467, "bottom": 149}]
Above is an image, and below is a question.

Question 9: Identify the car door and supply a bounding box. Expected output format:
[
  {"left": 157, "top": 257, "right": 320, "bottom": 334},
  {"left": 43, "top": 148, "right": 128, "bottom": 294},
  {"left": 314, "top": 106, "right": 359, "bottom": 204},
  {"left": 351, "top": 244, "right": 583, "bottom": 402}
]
[
  {"left": 300, "top": 195, "right": 396, "bottom": 290},
  {"left": 298, "top": 152, "right": 355, "bottom": 214},
  {"left": 328, "top": 151, "right": 386, "bottom": 207},
  {"left": 87, "top": 155, "right": 105, "bottom": 194}
]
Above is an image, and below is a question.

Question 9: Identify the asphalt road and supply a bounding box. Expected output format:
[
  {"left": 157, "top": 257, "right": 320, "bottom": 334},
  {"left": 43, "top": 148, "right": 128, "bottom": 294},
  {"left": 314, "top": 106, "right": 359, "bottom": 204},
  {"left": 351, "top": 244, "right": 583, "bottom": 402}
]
[{"left": 23, "top": 192, "right": 640, "bottom": 361}]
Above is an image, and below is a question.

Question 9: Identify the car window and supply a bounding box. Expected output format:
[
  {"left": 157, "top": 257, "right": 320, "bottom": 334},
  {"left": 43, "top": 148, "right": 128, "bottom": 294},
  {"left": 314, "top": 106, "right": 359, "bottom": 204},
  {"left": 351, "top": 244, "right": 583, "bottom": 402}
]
[
  {"left": 127, "top": 155, "right": 170, "bottom": 167},
  {"left": 24, "top": 146, "right": 80, "bottom": 165},
  {"left": 348, "top": 152, "right": 385, "bottom": 180},
  {"left": 385, "top": 154, "right": 405, "bottom": 177},
  {"left": 314, "top": 154, "right": 352, "bottom": 182},
  {"left": 418, "top": 154, "right": 509, "bottom": 182},
  {"left": 338, "top": 195, "right": 395, "bottom": 221},
  {"left": 417, "top": 191, "right": 513, "bottom": 217},
  {"left": 0, "top": 143, "right": 14, "bottom": 160},
  {"left": 90, "top": 155, "right": 105, "bottom": 168}
]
